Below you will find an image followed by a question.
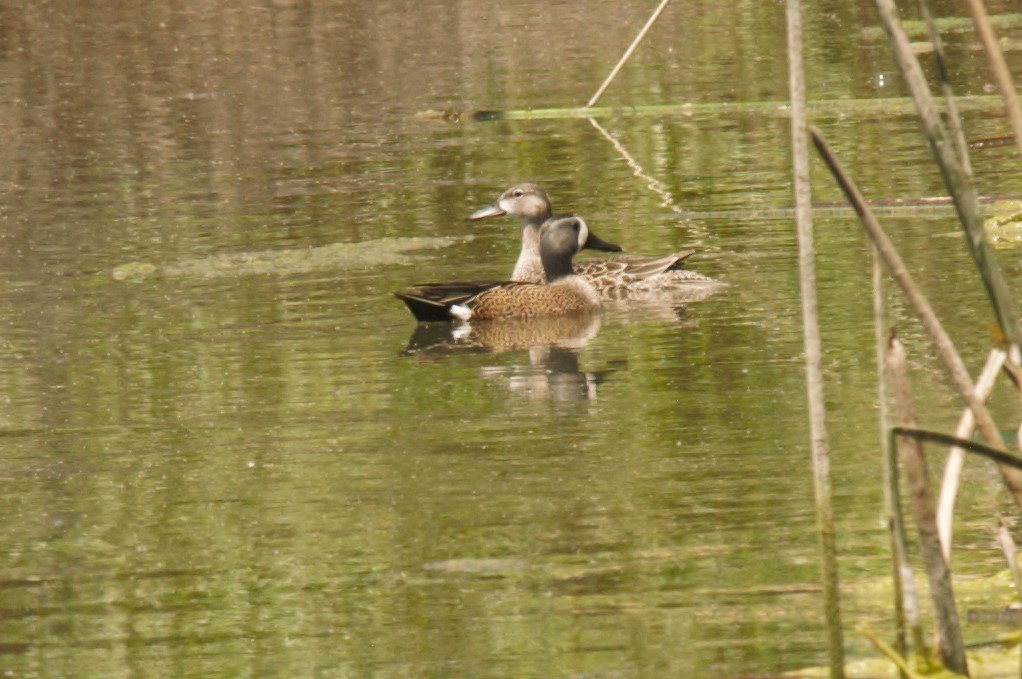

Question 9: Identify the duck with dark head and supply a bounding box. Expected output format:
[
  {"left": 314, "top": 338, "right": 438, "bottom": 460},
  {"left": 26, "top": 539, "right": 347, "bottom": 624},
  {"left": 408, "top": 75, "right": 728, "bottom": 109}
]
[{"left": 396, "top": 216, "right": 619, "bottom": 322}]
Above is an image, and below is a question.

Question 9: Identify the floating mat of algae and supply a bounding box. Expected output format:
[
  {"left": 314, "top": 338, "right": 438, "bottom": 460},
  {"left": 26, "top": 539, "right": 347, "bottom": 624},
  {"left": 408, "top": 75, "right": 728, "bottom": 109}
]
[
  {"left": 111, "top": 235, "right": 470, "bottom": 280},
  {"left": 792, "top": 568, "right": 1020, "bottom": 678},
  {"left": 984, "top": 201, "right": 1022, "bottom": 248}
]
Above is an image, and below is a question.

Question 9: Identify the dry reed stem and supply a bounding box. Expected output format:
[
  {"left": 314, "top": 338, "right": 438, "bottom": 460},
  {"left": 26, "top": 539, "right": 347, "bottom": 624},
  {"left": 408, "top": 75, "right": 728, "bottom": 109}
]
[
  {"left": 585, "top": 0, "right": 671, "bottom": 108},
  {"left": 874, "top": 258, "right": 918, "bottom": 674},
  {"left": 810, "top": 125, "right": 1022, "bottom": 512},
  {"left": 875, "top": 0, "right": 1021, "bottom": 346},
  {"left": 962, "top": 0, "right": 1022, "bottom": 155},
  {"left": 887, "top": 336, "right": 968, "bottom": 676},
  {"left": 887, "top": 427, "right": 922, "bottom": 668},
  {"left": 873, "top": 254, "right": 912, "bottom": 669},
  {"left": 936, "top": 347, "right": 1006, "bottom": 561},
  {"left": 860, "top": 624, "right": 926, "bottom": 679},
  {"left": 786, "top": 1, "right": 845, "bottom": 675},
  {"left": 918, "top": 0, "right": 973, "bottom": 177},
  {"left": 997, "top": 516, "right": 1022, "bottom": 596}
]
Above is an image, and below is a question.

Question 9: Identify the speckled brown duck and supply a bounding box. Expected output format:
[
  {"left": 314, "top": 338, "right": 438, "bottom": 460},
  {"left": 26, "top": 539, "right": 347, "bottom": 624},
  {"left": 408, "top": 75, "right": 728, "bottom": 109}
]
[
  {"left": 395, "top": 216, "right": 619, "bottom": 322},
  {"left": 468, "top": 183, "right": 717, "bottom": 294}
]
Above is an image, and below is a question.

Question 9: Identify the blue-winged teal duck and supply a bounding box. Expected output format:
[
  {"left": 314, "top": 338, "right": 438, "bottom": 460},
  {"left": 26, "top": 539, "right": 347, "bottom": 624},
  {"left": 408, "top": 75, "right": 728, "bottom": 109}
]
[
  {"left": 396, "top": 217, "right": 619, "bottom": 322},
  {"left": 468, "top": 183, "right": 716, "bottom": 294}
]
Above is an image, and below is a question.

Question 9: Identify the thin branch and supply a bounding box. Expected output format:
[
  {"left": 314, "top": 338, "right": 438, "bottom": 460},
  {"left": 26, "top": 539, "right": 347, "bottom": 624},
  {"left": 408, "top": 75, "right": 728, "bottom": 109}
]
[
  {"left": 887, "top": 338, "right": 968, "bottom": 676},
  {"left": 787, "top": 1, "right": 845, "bottom": 676},
  {"left": 994, "top": 516, "right": 1022, "bottom": 679},
  {"left": 875, "top": 254, "right": 911, "bottom": 672},
  {"left": 810, "top": 125, "right": 1022, "bottom": 511},
  {"left": 860, "top": 624, "right": 928, "bottom": 679},
  {"left": 996, "top": 516, "right": 1022, "bottom": 597},
  {"left": 918, "top": 0, "right": 973, "bottom": 177},
  {"left": 585, "top": 0, "right": 672, "bottom": 108},
  {"left": 887, "top": 426, "right": 924, "bottom": 671},
  {"left": 962, "top": 0, "right": 1022, "bottom": 155},
  {"left": 875, "top": 0, "right": 1020, "bottom": 346},
  {"left": 936, "top": 346, "right": 1006, "bottom": 561}
]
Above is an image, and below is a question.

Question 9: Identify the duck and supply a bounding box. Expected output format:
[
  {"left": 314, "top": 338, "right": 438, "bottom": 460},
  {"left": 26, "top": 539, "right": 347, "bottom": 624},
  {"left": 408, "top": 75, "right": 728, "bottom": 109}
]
[
  {"left": 468, "top": 183, "right": 717, "bottom": 294},
  {"left": 395, "top": 216, "right": 618, "bottom": 322}
]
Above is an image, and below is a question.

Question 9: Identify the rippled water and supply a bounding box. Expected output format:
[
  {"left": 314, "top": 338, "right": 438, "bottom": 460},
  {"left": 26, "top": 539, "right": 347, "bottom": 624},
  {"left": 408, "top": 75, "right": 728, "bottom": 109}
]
[{"left": 3, "top": 1, "right": 1022, "bottom": 677}]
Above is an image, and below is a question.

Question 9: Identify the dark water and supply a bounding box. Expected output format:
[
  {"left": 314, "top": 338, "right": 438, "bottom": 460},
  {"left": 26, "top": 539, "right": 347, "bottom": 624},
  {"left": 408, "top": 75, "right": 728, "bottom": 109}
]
[{"left": 2, "top": 1, "right": 1022, "bottom": 677}]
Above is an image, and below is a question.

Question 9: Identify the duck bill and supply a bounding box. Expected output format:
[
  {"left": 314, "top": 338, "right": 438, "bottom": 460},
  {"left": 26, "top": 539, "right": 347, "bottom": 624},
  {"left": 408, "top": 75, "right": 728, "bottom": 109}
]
[
  {"left": 584, "top": 231, "right": 623, "bottom": 253},
  {"left": 467, "top": 204, "right": 506, "bottom": 221}
]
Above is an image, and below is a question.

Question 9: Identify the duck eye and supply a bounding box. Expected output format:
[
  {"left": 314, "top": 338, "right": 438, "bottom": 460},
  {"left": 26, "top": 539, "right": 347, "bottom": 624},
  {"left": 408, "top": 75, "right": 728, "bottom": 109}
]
[{"left": 512, "top": 189, "right": 524, "bottom": 197}]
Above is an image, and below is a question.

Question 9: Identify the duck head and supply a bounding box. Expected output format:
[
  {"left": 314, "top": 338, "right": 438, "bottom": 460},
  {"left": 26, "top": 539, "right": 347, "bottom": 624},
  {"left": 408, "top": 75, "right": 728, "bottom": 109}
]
[
  {"left": 467, "top": 183, "right": 553, "bottom": 225},
  {"left": 540, "top": 216, "right": 621, "bottom": 281}
]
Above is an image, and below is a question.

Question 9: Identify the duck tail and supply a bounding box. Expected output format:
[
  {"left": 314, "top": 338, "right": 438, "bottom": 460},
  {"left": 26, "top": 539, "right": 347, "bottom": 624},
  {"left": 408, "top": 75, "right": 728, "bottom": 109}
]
[{"left": 394, "top": 292, "right": 454, "bottom": 322}]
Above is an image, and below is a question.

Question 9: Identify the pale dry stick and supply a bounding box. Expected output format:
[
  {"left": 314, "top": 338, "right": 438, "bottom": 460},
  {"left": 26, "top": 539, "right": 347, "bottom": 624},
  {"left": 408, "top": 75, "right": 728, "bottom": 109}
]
[
  {"left": 918, "top": 0, "right": 973, "bottom": 177},
  {"left": 874, "top": 257, "right": 916, "bottom": 670},
  {"left": 873, "top": 256, "right": 890, "bottom": 487},
  {"left": 887, "top": 336, "right": 968, "bottom": 676},
  {"left": 886, "top": 425, "right": 924, "bottom": 676},
  {"left": 586, "top": 0, "right": 672, "bottom": 108},
  {"left": 859, "top": 624, "right": 924, "bottom": 679},
  {"left": 963, "top": 0, "right": 1022, "bottom": 156},
  {"left": 786, "top": 1, "right": 845, "bottom": 676},
  {"left": 810, "top": 126, "right": 1022, "bottom": 513},
  {"left": 997, "top": 515, "right": 1022, "bottom": 595},
  {"left": 936, "top": 346, "right": 1007, "bottom": 561},
  {"left": 995, "top": 514, "right": 1022, "bottom": 679},
  {"left": 1014, "top": 345, "right": 1022, "bottom": 467},
  {"left": 888, "top": 485, "right": 924, "bottom": 671},
  {"left": 1005, "top": 344, "right": 1022, "bottom": 392},
  {"left": 875, "top": 0, "right": 1021, "bottom": 346}
]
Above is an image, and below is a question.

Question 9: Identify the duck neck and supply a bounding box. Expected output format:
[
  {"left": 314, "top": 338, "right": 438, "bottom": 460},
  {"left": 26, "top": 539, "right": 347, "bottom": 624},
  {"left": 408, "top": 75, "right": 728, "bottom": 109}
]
[
  {"left": 541, "top": 249, "right": 574, "bottom": 283},
  {"left": 511, "top": 223, "right": 545, "bottom": 283}
]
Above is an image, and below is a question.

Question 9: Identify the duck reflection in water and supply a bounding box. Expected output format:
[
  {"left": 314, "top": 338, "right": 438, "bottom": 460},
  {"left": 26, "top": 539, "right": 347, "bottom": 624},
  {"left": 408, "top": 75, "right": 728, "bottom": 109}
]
[
  {"left": 481, "top": 344, "right": 610, "bottom": 403},
  {"left": 401, "top": 314, "right": 615, "bottom": 403}
]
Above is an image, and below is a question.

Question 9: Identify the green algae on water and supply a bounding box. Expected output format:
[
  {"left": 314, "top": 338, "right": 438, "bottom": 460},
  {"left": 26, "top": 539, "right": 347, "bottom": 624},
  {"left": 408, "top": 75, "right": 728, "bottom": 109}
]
[{"left": 111, "top": 235, "right": 470, "bottom": 281}]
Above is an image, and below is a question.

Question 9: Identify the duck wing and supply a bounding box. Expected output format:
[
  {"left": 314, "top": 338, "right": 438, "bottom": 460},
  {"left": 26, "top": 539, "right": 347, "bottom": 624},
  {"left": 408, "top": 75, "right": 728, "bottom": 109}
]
[
  {"left": 574, "top": 251, "right": 694, "bottom": 284},
  {"left": 628, "top": 250, "right": 696, "bottom": 274}
]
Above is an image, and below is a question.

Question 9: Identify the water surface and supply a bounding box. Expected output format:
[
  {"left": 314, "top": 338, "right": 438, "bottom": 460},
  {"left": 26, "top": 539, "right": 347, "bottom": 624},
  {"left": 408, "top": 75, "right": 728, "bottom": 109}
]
[{"left": 2, "top": 1, "right": 1022, "bottom": 677}]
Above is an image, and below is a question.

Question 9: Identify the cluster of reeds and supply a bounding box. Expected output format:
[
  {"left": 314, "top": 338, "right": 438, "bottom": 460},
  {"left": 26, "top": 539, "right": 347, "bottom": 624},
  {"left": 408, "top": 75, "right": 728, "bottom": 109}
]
[
  {"left": 788, "top": 0, "right": 1022, "bottom": 677},
  {"left": 450, "top": 0, "right": 1022, "bottom": 673}
]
